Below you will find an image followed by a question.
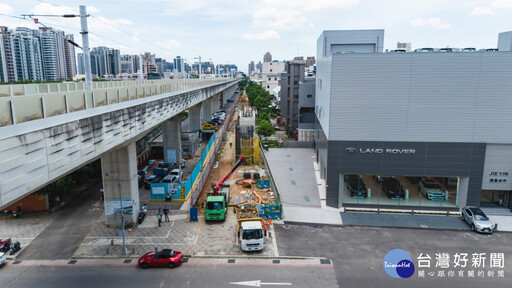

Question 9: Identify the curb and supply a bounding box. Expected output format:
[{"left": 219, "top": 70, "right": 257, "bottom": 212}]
[
  {"left": 280, "top": 221, "right": 512, "bottom": 233},
  {"left": 70, "top": 254, "right": 319, "bottom": 260}
]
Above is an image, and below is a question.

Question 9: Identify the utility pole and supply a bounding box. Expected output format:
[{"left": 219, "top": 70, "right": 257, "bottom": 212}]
[
  {"left": 79, "top": 5, "right": 92, "bottom": 91},
  {"left": 198, "top": 55, "right": 202, "bottom": 79},
  {"left": 139, "top": 54, "right": 144, "bottom": 85}
]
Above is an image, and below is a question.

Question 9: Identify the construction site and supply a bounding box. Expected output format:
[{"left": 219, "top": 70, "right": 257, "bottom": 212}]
[{"left": 195, "top": 101, "right": 282, "bottom": 221}]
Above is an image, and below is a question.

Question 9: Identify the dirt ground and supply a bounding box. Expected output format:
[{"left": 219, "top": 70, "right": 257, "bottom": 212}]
[{"left": 196, "top": 103, "right": 277, "bottom": 214}]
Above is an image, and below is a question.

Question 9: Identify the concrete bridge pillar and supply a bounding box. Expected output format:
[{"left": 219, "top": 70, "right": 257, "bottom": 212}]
[
  {"left": 101, "top": 142, "right": 139, "bottom": 227},
  {"left": 162, "top": 114, "right": 182, "bottom": 166},
  {"left": 211, "top": 93, "right": 220, "bottom": 112},
  {"left": 202, "top": 97, "right": 212, "bottom": 121},
  {"left": 188, "top": 102, "right": 202, "bottom": 132}
]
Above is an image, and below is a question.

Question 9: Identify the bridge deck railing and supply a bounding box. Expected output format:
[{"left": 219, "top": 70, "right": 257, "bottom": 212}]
[{"left": 0, "top": 78, "right": 231, "bottom": 127}]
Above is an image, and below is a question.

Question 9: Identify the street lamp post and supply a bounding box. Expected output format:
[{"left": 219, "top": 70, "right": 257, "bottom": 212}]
[{"left": 105, "top": 173, "right": 127, "bottom": 255}]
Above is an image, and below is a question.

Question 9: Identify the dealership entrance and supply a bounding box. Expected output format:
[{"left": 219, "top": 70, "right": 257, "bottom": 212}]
[{"left": 480, "top": 190, "right": 511, "bottom": 209}]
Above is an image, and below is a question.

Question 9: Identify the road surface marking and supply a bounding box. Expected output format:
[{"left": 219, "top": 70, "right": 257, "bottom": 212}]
[{"left": 229, "top": 280, "right": 292, "bottom": 287}]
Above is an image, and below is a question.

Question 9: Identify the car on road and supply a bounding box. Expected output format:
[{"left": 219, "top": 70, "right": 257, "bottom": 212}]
[
  {"left": 144, "top": 175, "right": 161, "bottom": 189},
  {"left": 461, "top": 206, "right": 495, "bottom": 234},
  {"left": 0, "top": 251, "right": 5, "bottom": 266},
  {"left": 138, "top": 249, "right": 183, "bottom": 269}
]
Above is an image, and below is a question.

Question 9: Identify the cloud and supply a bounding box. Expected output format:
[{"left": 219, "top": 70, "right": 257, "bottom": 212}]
[
  {"left": 305, "top": 0, "right": 359, "bottom": 11},
  {"left": 471, "top": 0, "right": 512, "bottom": 16},
  {"left": 252, "top": 8, "right": 308, "bottom": 30},
  {"left": 0, "top": 3, "right": 14, "bottom": 14},
  {"left": 155, "top": 39, "right": 181, "bottom": 49},
  {"left": 242, "top": 30, "right": 280, "bottom": 40},
  {"left": 491, "top": 0, "right": 512, "bottom": 9},
  {"left": 410, "top": 17, "right": 451, "bottom": 29},
  {"left": 471, "top": 6, "right": 495, "bottom": 15},
  {"left": 262, "top": 0, "right": 359, "bottom": 11}
]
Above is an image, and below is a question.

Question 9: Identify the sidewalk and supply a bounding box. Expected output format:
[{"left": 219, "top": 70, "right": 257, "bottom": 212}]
[{"left": 71, "top": 207, "right": 279, "bottom": 259}]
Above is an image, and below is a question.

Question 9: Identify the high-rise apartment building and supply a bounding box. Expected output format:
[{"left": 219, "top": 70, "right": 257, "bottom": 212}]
[
  {"left": 142, "top": 52, "right": 158, "bottom": 74},
  {"left": 155, "top": 58, "right": 166, "bottom": 73},
  {"left": 264, "top": 52, "right": 272, "bottom": 62},
  {"left": 0, "top": 26, "right": 76, "bottom": 82},
  {"left": 173, "top": 56, "right": 183, "bottom": 73},
  {"left": 279, "top": 58, "right": 305, "bottom": 131}
]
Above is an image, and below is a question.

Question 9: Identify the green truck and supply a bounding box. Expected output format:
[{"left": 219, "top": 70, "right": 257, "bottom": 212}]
[
  {"left": 205, "top": 186, "right": 230, "bottom": 221},
  {"left": 205, "top": 156, "right": 245, "bottom": 221}
]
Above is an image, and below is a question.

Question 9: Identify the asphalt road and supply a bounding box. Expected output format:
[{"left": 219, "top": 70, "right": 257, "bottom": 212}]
[
  {"left": 16, "top": 182, "right": 103, "bottom": 260},
  {"left": 0, "top": 262, "right": 338, "bottom": 288},
  {"left": 274, "top": 223, "right": 512, "bottom": 288}
]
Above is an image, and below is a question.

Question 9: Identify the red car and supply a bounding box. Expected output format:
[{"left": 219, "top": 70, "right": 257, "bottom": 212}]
[{"left": 138, "top": 249, "right": 183, "bottom": 269}]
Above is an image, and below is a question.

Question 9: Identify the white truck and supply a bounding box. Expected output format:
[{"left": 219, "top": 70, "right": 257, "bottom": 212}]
[{"left": 236, "top": 207, "right": 264, "bottom": 252}]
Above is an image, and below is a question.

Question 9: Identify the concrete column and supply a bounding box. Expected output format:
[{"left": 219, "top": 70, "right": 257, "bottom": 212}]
[
  {"left": 101, "top": 142, "right": 139, "bottom": 227},
  {"left": 211, "top": 93, "right": 220, "bottom": 112},
  {"left": 188, "top": 102, "right": 202, "bottom": 132},
  {"left": 203, "top": 97, "right": 212, "bottom": 121},
  {"left": 163, "top": 114, "right": 182, "bottom": 165}
]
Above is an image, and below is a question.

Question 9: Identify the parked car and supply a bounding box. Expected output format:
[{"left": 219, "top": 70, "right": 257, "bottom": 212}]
[
  {"left": 381, "top": 177, "right": 405, "bottom": 199},
  {"left": 345, "top": 175, "right": 367, "bottom": 198},
  {"left": 210, "top": 119, "right": 223, "bottom": 126},
  {"left": 419, "top": 178, "right": 445, "bottom": 201},
  {"left": 161, "top": 174, "right": 178, "bottom": 184},
  {"left": 169, "top": 169, "right": 183, "bottom": 181},
  {"left": 138, "top": 249, "right": 184, "bottom": 269},
  {"left": 0, "top": 251, "right": 5, "bottom": 266},
  {"left": 138, "top": 166, "right": 149, "bottom": 176},
  {"left": 461, "top": 206, "right": 495, "bottom": 234},
  {"left": 144, "top": 175, "right": 161, "bottom": 189},
  {"left": 413, "top": 47, "right": 435, "bottom": 52},
  {"left": 138, "top": 174, "right": 145, "bottom": 188},
  {"left": 227, "top": 99, "right": 235, "bottom": 102},
  {"left": 438, "top": 48, "right": 456, "bottom": 52}
]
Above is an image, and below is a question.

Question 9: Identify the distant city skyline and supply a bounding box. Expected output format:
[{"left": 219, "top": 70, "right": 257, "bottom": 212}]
[{"left": 1, "top": 0, "right": 511, "bottom": 73}]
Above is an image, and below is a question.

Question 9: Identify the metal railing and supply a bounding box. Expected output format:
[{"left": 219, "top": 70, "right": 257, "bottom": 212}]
[{"left": 0, "top": 78, "right": 233, "bottom": 127}]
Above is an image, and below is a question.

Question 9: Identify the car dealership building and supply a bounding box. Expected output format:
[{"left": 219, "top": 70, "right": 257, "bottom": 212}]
[{"left": 314, "top": 30, "right": 512, "bottom": 211}]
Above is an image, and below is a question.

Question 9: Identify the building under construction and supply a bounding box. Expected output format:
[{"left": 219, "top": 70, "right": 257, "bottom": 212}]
[{"left": 236, "top": 107, "right": 260, "bottom": 165}]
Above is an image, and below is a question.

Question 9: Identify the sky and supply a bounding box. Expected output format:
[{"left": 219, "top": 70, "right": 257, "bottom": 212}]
[{"left": 0, "top": 0, "right": 511, "bottom": 72}]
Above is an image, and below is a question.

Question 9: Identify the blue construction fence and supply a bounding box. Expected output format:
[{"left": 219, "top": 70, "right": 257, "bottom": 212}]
[{"left": 151, "top": 133, "right": 216, "bottom": 201}]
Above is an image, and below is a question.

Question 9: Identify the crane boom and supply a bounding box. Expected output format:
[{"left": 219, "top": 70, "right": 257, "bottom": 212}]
[{"left": 213, "top": 156, "right": 245, "bottom": 195}]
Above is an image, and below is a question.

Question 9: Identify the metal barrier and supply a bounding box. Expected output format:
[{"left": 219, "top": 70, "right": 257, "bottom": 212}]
[{"left": 189, "top": 96, "right": 237, "bottom": 207}]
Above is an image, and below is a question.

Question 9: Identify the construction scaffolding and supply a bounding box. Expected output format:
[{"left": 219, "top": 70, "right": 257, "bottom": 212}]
[{"left": 236, "top": 107, "right": 260, "bottom": 165}]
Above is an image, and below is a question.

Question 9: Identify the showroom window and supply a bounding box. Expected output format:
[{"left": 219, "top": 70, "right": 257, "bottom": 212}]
[{"left": 341, "top": 175, "right": 460, "bottom": 208}]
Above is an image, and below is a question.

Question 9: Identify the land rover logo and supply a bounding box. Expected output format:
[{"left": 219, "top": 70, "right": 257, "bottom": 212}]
[
  {"left": 345, "top": 147, "right": 357, "bottom": 153},
  {"left": 344, "top": 147, "right": 416, "bottom": 154}
]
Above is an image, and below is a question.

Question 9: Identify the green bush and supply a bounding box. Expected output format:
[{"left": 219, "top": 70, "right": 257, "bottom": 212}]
[{"left": 256, "top": 120, "right": 275, "bottom": 137}]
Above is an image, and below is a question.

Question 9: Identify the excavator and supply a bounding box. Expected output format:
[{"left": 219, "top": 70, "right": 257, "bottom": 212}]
[{"left": 205, "top": 156, "right": 245, "bottom": 221}]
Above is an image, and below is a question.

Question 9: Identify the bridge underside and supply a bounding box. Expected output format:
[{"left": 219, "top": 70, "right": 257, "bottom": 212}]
[{"left": 0, "top": 80, "right": 238, "bottom": 211}]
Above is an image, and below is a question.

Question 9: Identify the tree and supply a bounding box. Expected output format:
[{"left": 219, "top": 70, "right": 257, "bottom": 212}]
[
  {"left": 257, "top": 112, "right": 270, "bottom": 125},
  {"left": 256, "top": 120, "right": 275, "bottom": 137}
]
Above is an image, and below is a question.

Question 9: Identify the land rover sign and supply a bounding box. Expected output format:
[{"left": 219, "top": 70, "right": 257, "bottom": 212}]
[{"left": 345, "top": 148, "right": 416, "bottom": 154}]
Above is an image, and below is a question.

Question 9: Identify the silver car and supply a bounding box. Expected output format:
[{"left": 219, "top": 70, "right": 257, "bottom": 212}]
[{"left": 461, "top": 206, "right": 495, "bottom": 234}]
